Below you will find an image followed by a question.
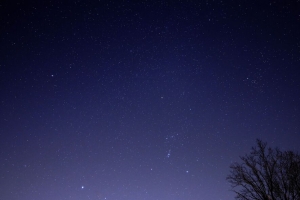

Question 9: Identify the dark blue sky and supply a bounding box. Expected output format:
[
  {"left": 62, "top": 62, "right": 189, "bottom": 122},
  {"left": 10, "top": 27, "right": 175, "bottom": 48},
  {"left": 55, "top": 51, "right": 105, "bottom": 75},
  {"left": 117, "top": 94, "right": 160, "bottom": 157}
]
[{"left": 1, "top": 1, "right": 300, "bottom": 200}]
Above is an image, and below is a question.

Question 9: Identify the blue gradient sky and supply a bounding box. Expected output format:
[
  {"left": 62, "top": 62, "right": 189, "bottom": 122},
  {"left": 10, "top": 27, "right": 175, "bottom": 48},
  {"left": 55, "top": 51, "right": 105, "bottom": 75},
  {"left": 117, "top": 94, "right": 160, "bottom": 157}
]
[{"left": 1, "top": 1, "right": 300, "bottom": 200}]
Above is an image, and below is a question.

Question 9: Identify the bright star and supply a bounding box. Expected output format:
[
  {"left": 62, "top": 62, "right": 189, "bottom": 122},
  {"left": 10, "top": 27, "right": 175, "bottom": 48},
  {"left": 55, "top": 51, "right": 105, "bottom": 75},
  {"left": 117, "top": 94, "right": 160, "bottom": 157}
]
[
  {"left": 81, "top": 186, "right": 84, "bottom": 189},
  {"left": 167, "top": 149, "right": 171, "bottom": 158}
]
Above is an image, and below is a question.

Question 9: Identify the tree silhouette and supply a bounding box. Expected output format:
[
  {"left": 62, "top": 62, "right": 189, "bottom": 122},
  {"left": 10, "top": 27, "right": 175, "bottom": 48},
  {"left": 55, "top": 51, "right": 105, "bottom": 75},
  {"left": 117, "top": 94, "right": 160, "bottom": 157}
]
[{"left": 227, "top": 139, "right": 300, "bottom": 200}]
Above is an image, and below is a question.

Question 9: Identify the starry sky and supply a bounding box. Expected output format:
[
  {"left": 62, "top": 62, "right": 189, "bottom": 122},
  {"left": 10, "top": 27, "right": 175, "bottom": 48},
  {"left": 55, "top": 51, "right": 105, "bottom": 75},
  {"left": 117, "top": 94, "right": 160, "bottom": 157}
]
[{"left": 1, "top": 1, "right": 300, "bottom": 200}]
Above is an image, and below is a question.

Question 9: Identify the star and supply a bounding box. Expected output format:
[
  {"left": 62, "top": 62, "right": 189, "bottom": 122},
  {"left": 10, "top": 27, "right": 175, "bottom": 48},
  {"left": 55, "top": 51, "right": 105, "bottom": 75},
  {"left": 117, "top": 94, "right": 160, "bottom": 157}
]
[{"left": 167, "top": 149, "right": 171, "bottom": 158}]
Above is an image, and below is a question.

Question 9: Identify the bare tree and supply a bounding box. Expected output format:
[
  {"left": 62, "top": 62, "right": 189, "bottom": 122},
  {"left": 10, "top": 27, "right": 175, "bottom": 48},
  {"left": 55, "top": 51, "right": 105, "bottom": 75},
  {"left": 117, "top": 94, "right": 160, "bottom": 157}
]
[{"left": 227, "top": 139, "right": 300, "bottom": 200}]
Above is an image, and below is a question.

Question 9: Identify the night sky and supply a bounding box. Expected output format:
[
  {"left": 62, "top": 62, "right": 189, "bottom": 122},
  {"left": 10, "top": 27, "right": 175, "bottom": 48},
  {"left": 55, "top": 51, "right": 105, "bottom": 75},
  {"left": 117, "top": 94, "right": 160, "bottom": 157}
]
[{"left": 1, "top": 1, "right": 300, "bottom": 200}]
